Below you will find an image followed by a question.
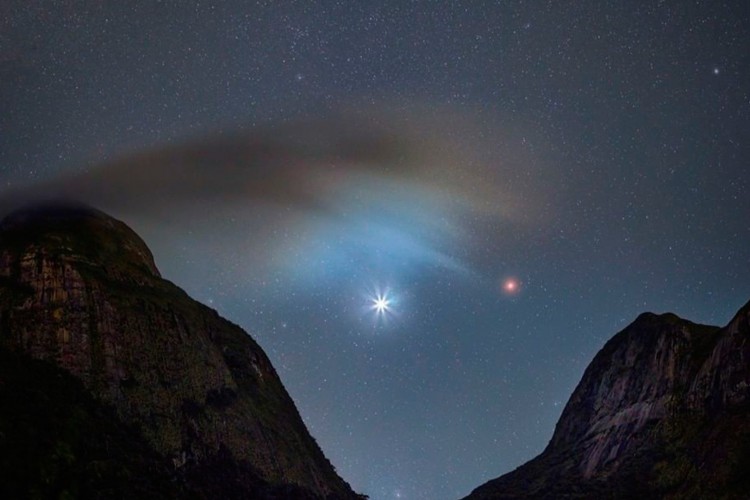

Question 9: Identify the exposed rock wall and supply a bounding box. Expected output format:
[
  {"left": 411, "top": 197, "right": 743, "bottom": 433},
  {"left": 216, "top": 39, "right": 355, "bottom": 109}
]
[
  {"left": 0, "top": 204, "right": 359, "bottom": 499},
  {"left": 548, "top": 313, "right": 714, "bottom": 479},
  {"left": 466, "top": 303, "right": 750, "bottom": 499}
]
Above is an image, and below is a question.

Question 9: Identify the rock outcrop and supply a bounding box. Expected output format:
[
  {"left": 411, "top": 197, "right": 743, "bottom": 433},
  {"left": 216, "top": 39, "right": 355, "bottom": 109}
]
[
  {"left": 465, "top": 302, "right": 750, "bottom": 499},
  {"left": 0, "top": 203, "right": 361, "bottom": 499}
]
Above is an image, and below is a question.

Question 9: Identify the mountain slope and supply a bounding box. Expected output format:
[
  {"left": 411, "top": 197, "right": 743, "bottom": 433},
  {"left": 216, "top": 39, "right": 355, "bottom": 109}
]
[
  {"left": 0, "top": 346, "right": 182, "bottom": 499},
  {"left": 0, "top": 203, "right": 361, "bottom": 499},
  {"left": 465, "top": 302, "right": 750, "bottom": 499}
]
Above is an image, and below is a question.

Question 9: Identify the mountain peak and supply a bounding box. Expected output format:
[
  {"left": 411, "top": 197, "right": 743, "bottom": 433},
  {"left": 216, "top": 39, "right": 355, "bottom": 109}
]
[
  {"left": 630, "top": 310, "right": 686, "bottom": 327},
  {"left": 0, "top": 201, "right": 160, "bottom": 278}
]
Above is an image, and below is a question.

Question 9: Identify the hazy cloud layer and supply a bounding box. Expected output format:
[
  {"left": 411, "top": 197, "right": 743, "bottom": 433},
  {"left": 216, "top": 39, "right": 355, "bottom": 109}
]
[{"left": 0, "top": 108, "right": 548, "bottom": 281}]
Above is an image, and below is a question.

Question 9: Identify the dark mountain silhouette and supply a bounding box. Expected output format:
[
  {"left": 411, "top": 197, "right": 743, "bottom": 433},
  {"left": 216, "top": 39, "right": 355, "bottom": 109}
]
[
  {"left": 465, "top": 303, "right": 750, "bottom": 499},
  {"left": 0, "top": 203, "right": 363, "bottom": 499}
]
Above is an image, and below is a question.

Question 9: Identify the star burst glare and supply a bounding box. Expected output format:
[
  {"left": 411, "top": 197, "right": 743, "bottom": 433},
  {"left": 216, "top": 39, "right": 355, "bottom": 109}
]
[
  {"left": 372, "top": 293, "right": 391, "bottom": 314},
  {"left": 364, "top": 286, "right": 398, "bottom": 325}
]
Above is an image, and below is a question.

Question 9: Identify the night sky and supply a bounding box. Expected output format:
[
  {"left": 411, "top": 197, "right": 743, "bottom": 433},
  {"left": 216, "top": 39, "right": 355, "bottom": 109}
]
[{"left": 2, "top": 2, "right": 749, "bottom": 499}]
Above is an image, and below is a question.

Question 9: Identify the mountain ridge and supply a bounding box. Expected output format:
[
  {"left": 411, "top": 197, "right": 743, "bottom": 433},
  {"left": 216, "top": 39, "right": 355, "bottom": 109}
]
[
  {"left": 0, "top": 203, "right": 362, "bottom": 499},
  {"left": 465, "top": 301, "right": 750, "bottom": 499}
]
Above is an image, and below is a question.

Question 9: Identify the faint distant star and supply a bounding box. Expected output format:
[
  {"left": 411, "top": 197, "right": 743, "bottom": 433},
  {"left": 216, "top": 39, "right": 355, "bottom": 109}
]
[{"left": 713, "top": 67, "right": 720, "bottom": 75}]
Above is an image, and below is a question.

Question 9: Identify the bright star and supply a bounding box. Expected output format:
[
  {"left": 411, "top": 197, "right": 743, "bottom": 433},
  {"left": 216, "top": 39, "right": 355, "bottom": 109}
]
[
  {"left": 363, "top": 287, "right": 398, "bottom": 325},
  {"left": 372, "top": 293, "right": 391, "bottom": 314}
]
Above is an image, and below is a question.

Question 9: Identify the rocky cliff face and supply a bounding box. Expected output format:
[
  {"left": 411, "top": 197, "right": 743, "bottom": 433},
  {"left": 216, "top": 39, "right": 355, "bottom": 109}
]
[
  {"left": 465, "top": 302, "right": 750, "bottom": 499},
  {"left": 0, "top": 204, "right": 361, "bottom": 499}
]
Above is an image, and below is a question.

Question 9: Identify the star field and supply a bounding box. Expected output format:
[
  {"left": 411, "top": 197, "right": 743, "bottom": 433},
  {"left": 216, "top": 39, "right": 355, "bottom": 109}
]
[{"left": 2, "top": 2, "right": 749, "bottom": 499}]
